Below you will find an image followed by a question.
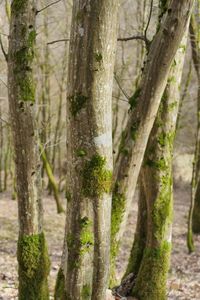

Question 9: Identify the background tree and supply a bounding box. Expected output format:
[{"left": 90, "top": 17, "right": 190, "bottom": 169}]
[{"left": 187, "top": 7, "right": 200, "bottom": 251}]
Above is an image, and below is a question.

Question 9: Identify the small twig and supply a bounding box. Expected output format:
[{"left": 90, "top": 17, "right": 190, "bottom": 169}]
[
  {"left": 0, "top": 78, "right": 8, "bottom": 88},
  {"left": 117, "top": 35, "right": 146, "bottom": 42},
  {"left": 117, "top": 34, "right": 150, "bottom": 50},
  {"left": 47, "top": 38, "right": 70, "bottom": 45},
  {"left": 144, "top": 0, "right": 154, "bottom": 40},
  {"left": 36, "top": 0, "right": 62, "bottom": 14},
  {"left": 114, "top": 73, "right": 130, "bottom": 101},
  {"left": 0, "top": 37, "right": 8, "bottom": 61}
]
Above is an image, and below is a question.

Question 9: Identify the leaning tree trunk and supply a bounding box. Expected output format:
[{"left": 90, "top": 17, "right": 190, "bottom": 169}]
[
  {"left": 124, "top": 27, "right": 189, "bottom": 300},
  {"left": 55, "top": 1, "right": 119, "bottom": 300},
  {"left": 8, "top": 1, "right": 50, "bottom": 299},
  {"left": 110, "top": 0, "right": 195, "bottom": 277},
  {"left": 187, "top": 13, "right": 200, "bottom": 248}
]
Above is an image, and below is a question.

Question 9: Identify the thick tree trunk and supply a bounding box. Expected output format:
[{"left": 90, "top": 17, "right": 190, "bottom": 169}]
[
  {"left": 8, "top": 1, "right": 50, "bottom": 299},
  {"left": 127, "top": 30, "right": 189, "bottom": 300},
  {"left": 110, "top": 0, "right": 195, "bottom": 275},
  {"left": 55, "top": 1, "right": 119, "bottom": 300}
]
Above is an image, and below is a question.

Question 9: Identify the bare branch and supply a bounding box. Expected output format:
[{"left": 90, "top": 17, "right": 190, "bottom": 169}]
[
  {"left": 0, "top": 78, "right": 8, "bottom": 88},
  {"left": 117, "top": 35, "right": 146, "bottom": 42},
  {"left": 114, "top": 73, "right": 130, "bottom": 101},
  {"left": 0, "top": 37, "right": 8, "bottom": 61},
  {"left": 47, "top": 38, "right": 70, "bottom": 45},
  {"left": 36, "top": 0, "right": 62, "bottom": 14},
  {"left": 144, "top": 0, "right": 154, "bottom": 40}
]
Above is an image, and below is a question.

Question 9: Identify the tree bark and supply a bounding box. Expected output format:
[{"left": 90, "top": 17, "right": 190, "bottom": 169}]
[
  {"left": 8, "top": 1, "right": 50, "bottom": 299},
  {"left": 55, "top": 1, "right": 119, "bottom": 299},
  {"left": 110, "top": 0, "right": 195, "bottom": 275},
  {"left": 126, "top": 29, "right": 189, "bottom": 300},
  {"left": 188, "top": 13, "right": 200, "bottom": 246}
]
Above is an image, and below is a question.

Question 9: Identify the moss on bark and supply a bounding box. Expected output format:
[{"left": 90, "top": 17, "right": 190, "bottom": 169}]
[
  {"left": 81, "top": 284, "right": 91, "bottom": 299},
  {"left": 54, "top": 268, "right": 66, "bottom": 300},
  {"left": 82, "top": 154, "right": 112, "bottom": 198},
  {"left": 40, "top": 144, "right": 64, "bottom": 214},
  {"left": 69, "top": 93, "right": 88, "bottom": 117},
  {"left": 17, "top": 232, "right": 50, "bottom": 300},
  {"left": 132, "top": 242, "right": 171, "bottom": 300},
  {"left": 110, "top": 183, "right": 126, "bottom": 286},
  {"left": 192, "top": 184, "right": 200, "bottom": 234}
]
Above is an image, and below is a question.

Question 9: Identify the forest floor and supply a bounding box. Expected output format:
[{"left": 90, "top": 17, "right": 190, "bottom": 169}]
[{"left": 1, "top": 177, "right": 200, "bottom": 299}]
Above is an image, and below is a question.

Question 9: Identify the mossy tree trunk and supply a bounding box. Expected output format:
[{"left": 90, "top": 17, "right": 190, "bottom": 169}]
[
  {"left": 110, "top": 0, "right": 195, "bottom": 280},
  {"left": 125, "top": 29, "right": 189, "bottom": 300},
  {"left": 55, "top": 1, "right": 119, "bottom": 300},
  {"left": 188, "top": 13, "right": 200, "bottom": 245},
  {"left": 8, "top": 1, "right": 50, "bottom": 299}
]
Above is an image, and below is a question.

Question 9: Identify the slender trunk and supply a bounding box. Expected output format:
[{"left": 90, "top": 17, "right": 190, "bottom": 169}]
[
  {"left": 8, "top": 1, "right": 50, "bottom": 298},
  {"left": 127, "top": 29, "right": 189, "bottom": 300},
  {"left": 55, "top": 1, "right": 119, "bottom": 299},
  {"left": 4, "top": 127, "right": 11, "bottom": 191},
  {"left": 187, "top": 14, "right": 200, "bottom": 246},
  {"left": 40, "top": 143, "right": 64, "bottom": 214},
  {"left": 0, "top": 107, "right": 3, "bottom": 192},
  {"left": 110, "top": 0, "right": 195, "bottom": 275}
]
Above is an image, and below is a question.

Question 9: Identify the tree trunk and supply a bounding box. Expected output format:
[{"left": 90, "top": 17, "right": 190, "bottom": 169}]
[
  {"left": 110, "top": 0, "right": 195, "bottom": 275},
  {"left": 187, "top": 13, "right": 200, "bottom": 245},
  {"left": 8, "top": 1, "right": 50, "bottom": 299},
  {"left": 55, "top": 1, "right": 119, "bottom": 300},
  {"left": 127, "top": 29, "right": 189, "bottom": 300}
]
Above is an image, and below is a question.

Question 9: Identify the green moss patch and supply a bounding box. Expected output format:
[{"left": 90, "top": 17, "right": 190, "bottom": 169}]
[
  {"left": 129, "top": 87, "right": 141, "bottom": 110},
  {"left": 81, "top": 284, "right": 91, "bottom": 300},
  {"left": 17, "top": 232, "right": 50, "bottom": 300},
  {"left": 82, "top": 154, "right": 112, "bottom": 197},
  {"left": 69, "top": 93, "right": 88, "bottom": 117},
  {"left": 133, "top": 241, "right": 171, "bottom": 300},
  {"left": 54, "top": 268, "right": 67, "bottom": 300}
]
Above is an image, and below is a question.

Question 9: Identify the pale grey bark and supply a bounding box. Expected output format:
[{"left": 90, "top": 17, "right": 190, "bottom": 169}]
[
  {"left": 111, "top": 0, "right": 195, "bottom": 263},
  {"left": 187, "top": 13, "right": 200, "bottom": 250},
  {"left": 56, "top": 1, "right": 119, "bottom": 300},
  {"left": 8, "top": 1, "right": 49, "bottom": 298},
  {"left": 120, "top": 24, "right": 189, "bottom": 300},
  {"left": 8, "top": 0, "right": 42, "bottom": 236}
]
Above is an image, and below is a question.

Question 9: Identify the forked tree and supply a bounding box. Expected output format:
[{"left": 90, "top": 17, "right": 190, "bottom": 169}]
[
  {"left": 124, "top": 29, "right": 189, "bottom": 299},
  {"left": 110, "top": 0, "right": 195, "bottom": 279}
]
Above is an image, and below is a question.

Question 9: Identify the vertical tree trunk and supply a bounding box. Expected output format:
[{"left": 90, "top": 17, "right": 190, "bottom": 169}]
[
  {"left": 110, "top": 0, "right": 195, "bottom": 276},
  {"left": 0, "top": 107, "right": 3, "bottom": 192},
  {"left": 8, "top": 1, "right": 50, "bottom": 299},
  {"left": 187, "top": 13, "right": 200, "bottom": 247},
  {"left": 55, "top": 1, "right": 119, "bottom": 300},
  {"left": 126, "top": 29, "right": 189, "bottom": 300}
]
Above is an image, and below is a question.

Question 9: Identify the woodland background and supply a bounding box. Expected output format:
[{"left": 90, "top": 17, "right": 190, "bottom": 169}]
[{"left": 0, "top": 0, "right": 200, "bottom": 299}]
